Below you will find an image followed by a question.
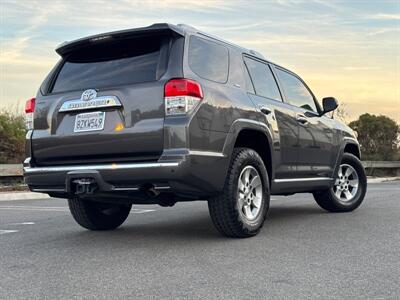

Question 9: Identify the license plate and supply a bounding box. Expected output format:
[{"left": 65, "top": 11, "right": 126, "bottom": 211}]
[{"left": 74, "top": 111, "right": 105, "bottom": 133}]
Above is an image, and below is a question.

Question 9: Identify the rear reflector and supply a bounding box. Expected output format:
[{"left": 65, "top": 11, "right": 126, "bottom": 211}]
[
  {"left": 25, "top": 98, "right": 35, "bottom": 130},
  {"left": 164, "top": 79, "right": 203, "bottom": 116},
  {"left": 25, "top": 98, "right": 35, "bottom": 113}
]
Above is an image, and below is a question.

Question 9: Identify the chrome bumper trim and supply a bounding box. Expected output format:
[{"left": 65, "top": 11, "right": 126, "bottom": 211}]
[{"left": 24, "top": 162, "right": 180, "bottom": 174}]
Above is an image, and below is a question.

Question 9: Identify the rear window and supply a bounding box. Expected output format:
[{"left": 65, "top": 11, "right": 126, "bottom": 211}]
[
  {"left": 188, "top": 36, "right": 228, "bottom": 83},
  {"left": 52, "top": 36, "right": 167, "bottom": 93}
]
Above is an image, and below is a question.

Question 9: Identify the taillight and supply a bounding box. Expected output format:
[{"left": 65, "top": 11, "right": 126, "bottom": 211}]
[
  {"left": 25, "top": 97, "right": 35, "bottom": 130},
  {"left": 25, "top": 98, "right": 35, "bottom": 113},
  {"left": 164, "top": 79, "right": 203, "bottom": 116}
]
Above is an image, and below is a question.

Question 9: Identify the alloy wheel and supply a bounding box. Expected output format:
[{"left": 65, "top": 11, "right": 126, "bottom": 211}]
[
  {"left": 332, "top": 164, "right": 359, "bottom": 203},
  {"left": 237, "top": 166, "right": 263, "bottom": 220}
]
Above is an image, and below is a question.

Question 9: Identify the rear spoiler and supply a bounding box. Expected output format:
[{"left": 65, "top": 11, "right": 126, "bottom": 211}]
[{"left": 55, "top": 23, "right": 184, "bottom": 57}]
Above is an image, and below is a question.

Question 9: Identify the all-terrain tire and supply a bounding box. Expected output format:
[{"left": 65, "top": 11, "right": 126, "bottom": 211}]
[
  {"left": 313, "top": 153, "right": 367, "bottom": 212},
  {"left": 68, "top": 197, "right": 132, "bottom": 230},
  {"left": 208, "top": 147, "right": 270, "bottom": 238}
]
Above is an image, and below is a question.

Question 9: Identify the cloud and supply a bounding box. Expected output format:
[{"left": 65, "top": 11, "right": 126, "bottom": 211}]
[
  {"left": 0, "top": 0, "right": 399, "bottom": 121},
  {"left": 367, "top": 27, "right": 399, "bottom": 36},
  {"left": 343, "top": 66, "right": 379, "bottom": 71},
  {"left": 369, "top": 13, "right": 400, "bottom": 20},
  {"left": 0, "top": 1, "right": 65, "bottom": 62}
]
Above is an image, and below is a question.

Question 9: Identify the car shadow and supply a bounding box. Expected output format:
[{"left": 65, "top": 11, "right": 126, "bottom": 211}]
[{"left": 61, "top": 203, "right": 327, "bottom": 246}]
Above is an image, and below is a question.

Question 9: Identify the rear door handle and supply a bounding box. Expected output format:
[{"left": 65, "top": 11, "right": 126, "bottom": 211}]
[
  {"left": 259, "top": 106, "right": 271, "bottom": 115},
  {"left": 296, "top": 115, "right": 308, "bottom": 125}
]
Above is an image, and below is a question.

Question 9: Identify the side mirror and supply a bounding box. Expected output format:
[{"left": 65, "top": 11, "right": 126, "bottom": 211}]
[{"left": 322, "top": 97, "right": 338, "bottom": 115}]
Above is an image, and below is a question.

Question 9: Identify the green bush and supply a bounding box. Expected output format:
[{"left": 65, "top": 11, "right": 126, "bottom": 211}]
[{"left": 0, "top": 111, "right": 26, "bottom": 163}]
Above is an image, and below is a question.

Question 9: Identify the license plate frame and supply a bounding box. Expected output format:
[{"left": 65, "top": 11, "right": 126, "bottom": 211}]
[{"left": 74, "top": 111, "right": 105, "bottom": 133}]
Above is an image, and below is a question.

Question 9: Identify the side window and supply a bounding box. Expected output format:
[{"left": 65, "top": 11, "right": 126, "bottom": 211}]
[
  {"left": 243, "top": 65, "right": 255, "bottom": 93},
  {"left": 244, "top": 57, "right": 282, "bottom": 101},
  {"left": 275, "top": 69, "right": 318, "bottom": 113},
  {"left": 188, "top": 36, "right": 229, "bottom": 83}
]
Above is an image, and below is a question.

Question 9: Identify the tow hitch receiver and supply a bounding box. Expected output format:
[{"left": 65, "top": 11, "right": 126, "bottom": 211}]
[{"left": 72, "top": 178, "right": 98, "bottom": 195}]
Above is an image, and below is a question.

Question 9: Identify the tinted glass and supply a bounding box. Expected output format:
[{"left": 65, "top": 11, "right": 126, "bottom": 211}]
[
  {"left": 244, "top": 57, "right": 282, "bottom": 101},
  {"left": 188, "top": 36, "right": 228, "bottom": 83},
  {"left": 276, "top": 69, "right": 317, "bottom": 112},
  {"left": 244, "top": 66, "right": 255, "bottom": 93},
  {"left": 52, "top": 36, "right": 164, "bottom": 93}
]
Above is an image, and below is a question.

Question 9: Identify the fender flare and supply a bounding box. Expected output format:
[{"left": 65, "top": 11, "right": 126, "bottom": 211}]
[
  {"left": 222, "top": 118, "right": 275, "bottom": 180},
  {"left": 332, "top": 137, "right": 361, "bottom": 177}
]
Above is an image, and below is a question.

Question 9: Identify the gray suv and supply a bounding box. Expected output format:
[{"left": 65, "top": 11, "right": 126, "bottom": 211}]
[{"left": 24, "top": 24, "right": 367, "bottom": 237}]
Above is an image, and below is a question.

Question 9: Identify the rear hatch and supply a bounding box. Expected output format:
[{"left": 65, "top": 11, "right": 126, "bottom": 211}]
[{"left": 31, "top": 24, "right": 184, "bottom": 166}]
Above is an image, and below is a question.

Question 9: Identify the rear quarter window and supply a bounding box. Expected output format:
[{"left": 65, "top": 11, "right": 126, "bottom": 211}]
[
  {"left": 188, "top": 36, "right": 229, "bottom": 83},
  {"left": 244, "top": 57, "right": 282, "bottom": 101}
]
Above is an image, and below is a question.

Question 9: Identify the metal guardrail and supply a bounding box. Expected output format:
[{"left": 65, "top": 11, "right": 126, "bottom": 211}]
[
  {"left": 362, "top": 161, "right": 400, "bottom": 176},
  {"left": 362, "top": 161, "right": 400, "bottom": 168},
  {"left": 1, "top": 162, "right": 399, "bottom": 177}
]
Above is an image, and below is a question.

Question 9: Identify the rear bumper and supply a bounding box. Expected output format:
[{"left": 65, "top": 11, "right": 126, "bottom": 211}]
[{"left": 24, "top": 150, "right": 229, "bottom": 199}]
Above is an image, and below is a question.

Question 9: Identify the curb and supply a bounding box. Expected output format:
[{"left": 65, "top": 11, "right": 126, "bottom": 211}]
[{"left": 0, "top": 192, "right": 50, "bottom": 201}]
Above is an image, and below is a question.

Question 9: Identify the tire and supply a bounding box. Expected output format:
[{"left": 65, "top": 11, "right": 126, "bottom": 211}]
[
  {"left": 208, "top": 147, "right": 270, "bottom": 238},
  {"left": 313, "top": 153, "right": 367, "bottom": 212},
  {"left": 68, "top": 197, "right": 132, "bottom": 230}
]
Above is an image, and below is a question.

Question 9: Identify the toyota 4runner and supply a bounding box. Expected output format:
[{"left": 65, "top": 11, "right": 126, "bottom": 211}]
[{"left": 23, "top": 24, "right": 367, "bottom": 237}]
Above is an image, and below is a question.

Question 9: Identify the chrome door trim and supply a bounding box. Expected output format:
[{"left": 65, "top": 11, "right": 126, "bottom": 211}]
[
  {"left": 274, "top": 177, "right": 332, "bottom": 183},
  {"left": 188, "top": 150, "right": 226, "bottom": 157}
]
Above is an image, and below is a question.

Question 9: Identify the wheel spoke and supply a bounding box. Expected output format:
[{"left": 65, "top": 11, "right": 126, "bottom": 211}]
[
  {"left": 252, "top": 195, "right": 262, "bottom": 208},
  {"left": 238, "top": 196, "right": 245, "bottom": 209},
  {"left": 345, "top": 167, "right": 353, "bottom": 178},
  {"left": 348, "top": 179, "right": 358, "bottom": 188},
  {"left": 238, "top": 179, "right": 245, "bottom": 193},
  {"left": 338, "top": 166, "right": 343, "bottom": 178},
  {"left": 250, "top": 175, "right": 261, "bottom": 189},
  {"left": 244, "top": 205, "right": 252, "bottom": 218},
  {"left": 344, "top": 190, "right": 352, "bottom": 200}
]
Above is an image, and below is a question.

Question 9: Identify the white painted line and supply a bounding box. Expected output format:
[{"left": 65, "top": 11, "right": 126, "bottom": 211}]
[
  {"left": 0, "top": 205, "right": 68, "bottom": 212},
  {"left": 131, "top": 209, "right": 156, "bottom": 214},
  {"left": 0, "top": 206, "right": 155, "bottom": 213},
  {"left": 6, "top": 222, "right": 35, "bottom": 226},
  {"left": 0, "top": 230, "right": 19, "bottom": 235},
  {"left": 0, "top": 205, "right": 67, "bottom": 209}
]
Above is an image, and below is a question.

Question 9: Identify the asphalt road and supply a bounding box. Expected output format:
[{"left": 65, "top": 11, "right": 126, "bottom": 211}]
[{"left": 0, "top": 182, "right": 399, "bottom": 299}]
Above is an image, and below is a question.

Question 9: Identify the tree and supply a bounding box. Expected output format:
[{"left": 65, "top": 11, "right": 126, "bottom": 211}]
[
  {"left": 349, "top": 114, "right": 399, "bottom": 161},
  {"left": 334, "top": 102, "right": 349, "bottom": 123}
]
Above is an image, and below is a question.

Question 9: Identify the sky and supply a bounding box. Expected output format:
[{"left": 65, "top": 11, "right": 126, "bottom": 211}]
[{"left": 0, "top": 0, "right": 399, "bottom": 123}]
